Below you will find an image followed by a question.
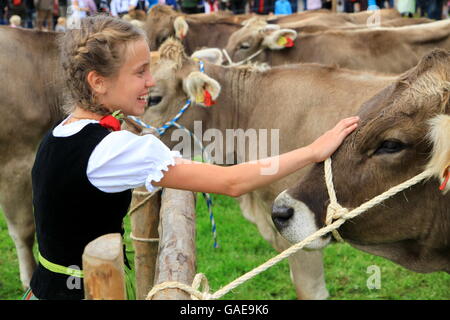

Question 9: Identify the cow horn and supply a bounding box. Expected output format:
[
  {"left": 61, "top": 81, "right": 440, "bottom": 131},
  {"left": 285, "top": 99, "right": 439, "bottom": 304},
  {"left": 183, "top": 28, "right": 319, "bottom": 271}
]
[
  {"left": 191, "top": 48, "right": 223, "bottom": 65},
  {"left": 426, "top": 114, "right": 450, "bottom": 194},
  {"left": 174, "top": 16, "right": 189, "bottom": 40}
]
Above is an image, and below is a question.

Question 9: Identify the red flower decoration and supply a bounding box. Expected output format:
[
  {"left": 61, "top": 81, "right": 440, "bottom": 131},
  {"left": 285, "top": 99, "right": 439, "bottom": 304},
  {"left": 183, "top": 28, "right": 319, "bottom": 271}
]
[
  {"left": 285, "top": 37, "right": 294, "bottom": 48},
  {"left": 99, "top": 115, "right": 121, "bottom": 131},
  {"left": 203, "top": 90, "right": 216, "bottom": 107}
]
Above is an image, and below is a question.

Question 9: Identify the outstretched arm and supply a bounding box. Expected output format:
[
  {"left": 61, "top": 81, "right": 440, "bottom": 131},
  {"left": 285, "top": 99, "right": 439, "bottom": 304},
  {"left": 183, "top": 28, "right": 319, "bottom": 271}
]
[{"left": 153, "top": 116, "right": 359, "bottom": 197}]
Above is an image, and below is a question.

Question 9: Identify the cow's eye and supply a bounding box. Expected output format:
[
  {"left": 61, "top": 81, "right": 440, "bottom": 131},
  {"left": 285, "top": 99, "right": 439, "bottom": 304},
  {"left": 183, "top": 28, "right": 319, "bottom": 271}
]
[
  {"left": 374, "top": 140, "right": 407, "bottom": 155},
  {"left": 240, "top": 42, "right": 251, "bottom": 50}
]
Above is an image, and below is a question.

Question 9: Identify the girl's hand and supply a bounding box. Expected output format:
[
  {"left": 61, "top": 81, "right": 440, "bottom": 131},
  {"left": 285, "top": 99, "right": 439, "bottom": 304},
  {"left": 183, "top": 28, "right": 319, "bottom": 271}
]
[{"left": 307, "top": 116, "right": 360, "bottom": 163}]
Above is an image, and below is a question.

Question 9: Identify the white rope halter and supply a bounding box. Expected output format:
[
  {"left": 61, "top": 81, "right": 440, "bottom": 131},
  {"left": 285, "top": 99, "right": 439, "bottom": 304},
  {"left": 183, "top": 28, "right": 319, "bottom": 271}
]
[{"left": 222, "top": 48, "right": 265, "bottom": 67}]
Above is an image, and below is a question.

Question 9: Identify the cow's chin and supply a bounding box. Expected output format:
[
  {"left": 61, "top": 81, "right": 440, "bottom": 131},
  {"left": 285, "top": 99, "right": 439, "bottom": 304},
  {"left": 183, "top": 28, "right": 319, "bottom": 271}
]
[{"left": 272, "top": 190, "right": 331, "bottom": 250}]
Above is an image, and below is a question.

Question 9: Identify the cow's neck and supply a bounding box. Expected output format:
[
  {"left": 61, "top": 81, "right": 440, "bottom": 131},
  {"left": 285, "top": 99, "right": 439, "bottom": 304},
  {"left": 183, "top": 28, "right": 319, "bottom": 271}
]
[
  {"left": 184, "top": 21, "right": 238, "bottom": 55},
  {"left": 202, "top": 63, "right": 257, "bottom": 131}
]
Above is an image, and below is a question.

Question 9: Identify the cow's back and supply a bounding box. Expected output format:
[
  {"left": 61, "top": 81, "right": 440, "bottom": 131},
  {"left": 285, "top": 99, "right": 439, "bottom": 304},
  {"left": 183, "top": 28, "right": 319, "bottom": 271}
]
[{"left": 0, "top": 27, "right": 64, "bottom": 156}]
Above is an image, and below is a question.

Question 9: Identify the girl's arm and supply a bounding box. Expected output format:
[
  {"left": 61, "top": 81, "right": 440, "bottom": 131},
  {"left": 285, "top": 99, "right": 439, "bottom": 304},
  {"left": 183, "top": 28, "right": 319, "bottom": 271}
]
[{"left": 153, "top": 116, "right": 359, "bottom": 197}]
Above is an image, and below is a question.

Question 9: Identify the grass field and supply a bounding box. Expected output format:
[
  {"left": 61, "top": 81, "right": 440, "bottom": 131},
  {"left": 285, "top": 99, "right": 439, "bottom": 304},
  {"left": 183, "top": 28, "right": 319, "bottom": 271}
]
[{"left": 1, "top": 193, "right": 449, "bottom": 300}]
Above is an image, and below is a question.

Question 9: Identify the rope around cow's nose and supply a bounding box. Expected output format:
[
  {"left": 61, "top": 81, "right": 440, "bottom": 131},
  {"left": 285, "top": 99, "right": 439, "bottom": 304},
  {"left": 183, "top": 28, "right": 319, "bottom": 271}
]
[
  {"left": 324, "top": 159, "right": 347, "bottom": 243},
  {"left": 145, "top": 158, "right": 434, "bottom": 300}
]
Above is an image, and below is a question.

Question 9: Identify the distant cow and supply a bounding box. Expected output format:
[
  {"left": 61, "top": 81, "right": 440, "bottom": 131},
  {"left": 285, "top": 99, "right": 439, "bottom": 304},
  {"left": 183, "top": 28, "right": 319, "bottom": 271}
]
[
  {"left": 0, "top": 26, "right": 64, "bottom": 288},
  {"left": 223, "top": 19, "right": 450, "bottom": 73},
  {"left": 144, "top": 5, "right": 243, "bottom": 54},
  {"left": 272, "top": 49, "right": 450, "bottom": 274},
  {"left": 143, "top": 38, "right": 396, "bottom": 299}
]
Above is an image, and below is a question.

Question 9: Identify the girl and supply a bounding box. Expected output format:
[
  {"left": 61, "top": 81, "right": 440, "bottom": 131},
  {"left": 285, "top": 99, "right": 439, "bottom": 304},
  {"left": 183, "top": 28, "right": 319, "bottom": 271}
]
[{"left": 26, "top": 15, "right": 359, "bottom": 300}]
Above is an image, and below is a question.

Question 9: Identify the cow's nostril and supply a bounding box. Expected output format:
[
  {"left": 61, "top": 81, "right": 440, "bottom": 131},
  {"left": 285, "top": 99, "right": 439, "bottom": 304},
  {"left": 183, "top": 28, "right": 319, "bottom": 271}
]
[{"left": 272, "top": 205, "right": 294, "bottom": 229}]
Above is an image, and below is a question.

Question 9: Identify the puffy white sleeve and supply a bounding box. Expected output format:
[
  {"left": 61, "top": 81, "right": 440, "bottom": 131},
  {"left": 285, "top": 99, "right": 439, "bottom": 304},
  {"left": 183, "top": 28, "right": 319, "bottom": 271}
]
[{"left": 87, "top": 130, "right": 182, "bottom": 193}]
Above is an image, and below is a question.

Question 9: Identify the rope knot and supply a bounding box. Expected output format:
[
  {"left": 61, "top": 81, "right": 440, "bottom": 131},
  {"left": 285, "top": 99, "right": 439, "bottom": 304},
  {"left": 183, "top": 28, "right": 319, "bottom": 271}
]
[
  {"left": 326, "top": 202, "right": 349, "bottom": 224},
  {"left": 325, "top": 202, "right": 347, "bottom": 243}
]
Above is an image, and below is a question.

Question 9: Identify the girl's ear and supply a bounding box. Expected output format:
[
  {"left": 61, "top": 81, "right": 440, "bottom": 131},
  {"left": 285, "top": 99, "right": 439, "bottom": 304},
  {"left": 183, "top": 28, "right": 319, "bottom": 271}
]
[{"left": 87, "top": 70, "right": 107, "bottom": 95}]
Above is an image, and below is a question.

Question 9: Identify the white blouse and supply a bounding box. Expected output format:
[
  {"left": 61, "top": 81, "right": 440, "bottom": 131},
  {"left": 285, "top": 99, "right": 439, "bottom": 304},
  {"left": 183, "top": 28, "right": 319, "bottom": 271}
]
[{"left": 53, "top": 116, "right": 181, "bottom": 193}]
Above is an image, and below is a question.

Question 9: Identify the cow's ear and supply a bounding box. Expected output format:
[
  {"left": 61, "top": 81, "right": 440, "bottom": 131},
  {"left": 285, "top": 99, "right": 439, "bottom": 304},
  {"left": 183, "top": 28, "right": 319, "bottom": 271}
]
[
  {"left": 262, "top": 29, "right": 298, "bottom": 50},
  {"left": 426, "top": 114, "right": 450, "bottom": 194},
  {"left": 174, "top": 16, "right": 189, "bottom": 40},
  {"left": 183, "top": 71, "right": 221, "bottom": 107},
  {"left": 191, "top": 48, "right": 223, "bottom": 65}
]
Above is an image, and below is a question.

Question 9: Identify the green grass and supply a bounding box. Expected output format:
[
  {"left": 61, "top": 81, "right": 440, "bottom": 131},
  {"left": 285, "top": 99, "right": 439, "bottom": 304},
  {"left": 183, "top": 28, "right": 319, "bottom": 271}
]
[{"left": 1, "top": 194, "right": 449, "bottom": 300}]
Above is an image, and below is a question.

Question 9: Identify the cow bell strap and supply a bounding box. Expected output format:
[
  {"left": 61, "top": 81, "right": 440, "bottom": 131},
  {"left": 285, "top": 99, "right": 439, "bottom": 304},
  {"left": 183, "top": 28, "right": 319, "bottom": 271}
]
[{"left": 38, "top": 252, "right": 84, "bottom": 278}]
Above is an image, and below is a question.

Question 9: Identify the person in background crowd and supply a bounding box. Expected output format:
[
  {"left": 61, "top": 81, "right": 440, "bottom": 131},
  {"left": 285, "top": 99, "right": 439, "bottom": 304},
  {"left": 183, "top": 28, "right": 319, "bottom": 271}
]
[
  {"left": 306, "top": 0, "right": 321, "bottom": 10},
  {"left": 322, "top": 0, "right": 332, "bottom": 9},
  {"left": 9, "top": 13, "right": 21, "bottom": 26},
  {"left": 85, "top": 0, "right": 98, "bottom": 15},
  {"left": 274, "top": 0, "right": 291, "bottom": 14},
  {"left": 55, "top": 14, "right": 65, "bottom": 30},
  {"left": 129, "top": 0, "right": 148, "bottom": 20},
  {"left": 110, "top": 0, "right": 136, "bottom": 17},
  {"left": 96, "top": 0, "right": 110, "bottom": 13},
  {"left": 229, "top": 0, "right": 246, "bottom": 14},
  {"left": 58, "top": 0, "right": 66, "bottom": 17},
  {"left": 25, "top": 0, "right": 35, "bottom": 28},
  {"left": 72, "top": 0, "right": 91, "bottom": 19},
  {"left": 164, "top": 0, "right": 177, "bottom": 9},
  {"left": 204, "top": 0, "right": 218, "bottom": 12},
  {"left": 289, "top": 0, "right": 297, "bottom": 11},
  {"left": 416, "top": 0, "right": 427, "bottom": 16},
  {"left": 35, "top": 0, "right": 53, "bottom": 30},
  {"left": 180, "top": 0, "right": 202, "bottom": 13},
  {"left": 427, "top": 0, "right": 444, "bottom": 19},
  {"left": 397, "top": 0, "right": 416, "bottom": 17},
  {"left": 7, "top": 0, "right": 27, "bottom": 27},
  {"left": 343, "top": 0, "right": 356, "bottom": 12},
  {"left": 250, "top": 0, "right": 274, "bottom": 14},
  {"left": 0, "top": 0, "right": 7, "bottom": 25}
]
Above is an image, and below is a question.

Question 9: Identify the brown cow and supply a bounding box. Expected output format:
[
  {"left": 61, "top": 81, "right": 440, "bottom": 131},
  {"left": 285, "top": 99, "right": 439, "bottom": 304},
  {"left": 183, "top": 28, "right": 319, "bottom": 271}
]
[
  {"left": 143, "top": 38, "right": 396, "bottom": 299},
  {"left": 267, "top": 8, "right": 400, "bottom": 25},
  {"left": 0, "top": 26, "right": 65, "bottom": 288},
  {"left": 272, "top": 49, "right": 450, "bottom": 274},
  {"left": 144, "top": 4, "right": 243, "bottom": 54},
  {"left": 223, "top": 19, "right": 450, "bottom": 73}
]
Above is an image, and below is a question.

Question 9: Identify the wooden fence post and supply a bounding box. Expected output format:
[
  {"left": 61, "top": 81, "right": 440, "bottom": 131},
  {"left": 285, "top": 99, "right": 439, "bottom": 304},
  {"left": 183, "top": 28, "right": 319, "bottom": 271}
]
[
  {"left": 83, "top": 233, "right": 126, "bottom": 300},
  {"left": 130, "top": 189, "right": 161, "bottom": 300},
  {"left": 151, "top": 189, "right": 196, "bottom": 300}
]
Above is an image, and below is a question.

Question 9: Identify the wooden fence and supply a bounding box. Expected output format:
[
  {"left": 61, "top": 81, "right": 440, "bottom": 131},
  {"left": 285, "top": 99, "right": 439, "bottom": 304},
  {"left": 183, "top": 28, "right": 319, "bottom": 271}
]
[{"left": 82, "top": 188, "right": 196, "bottom": 300}]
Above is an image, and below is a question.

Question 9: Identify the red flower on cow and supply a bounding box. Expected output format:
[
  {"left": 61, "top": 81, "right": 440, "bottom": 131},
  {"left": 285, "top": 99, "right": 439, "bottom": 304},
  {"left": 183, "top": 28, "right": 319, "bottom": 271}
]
[
  {"left": 203, "top": 90, "right": 216, "bottom": 107},
  {"left": 99, "top": 110, "right": 124, "bottom": 131},
  {"left": 285, "top": 37, "right": 294, "bottom": 48}
]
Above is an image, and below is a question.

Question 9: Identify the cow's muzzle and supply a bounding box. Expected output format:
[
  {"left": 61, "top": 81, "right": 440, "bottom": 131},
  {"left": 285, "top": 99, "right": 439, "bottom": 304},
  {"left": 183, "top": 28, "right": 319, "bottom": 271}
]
[
  {"left": 271, "top": 205, "right": 294, "bottom": 229},
  {"left": 272, "top": 190, "right": 331, "bottom": 249}
]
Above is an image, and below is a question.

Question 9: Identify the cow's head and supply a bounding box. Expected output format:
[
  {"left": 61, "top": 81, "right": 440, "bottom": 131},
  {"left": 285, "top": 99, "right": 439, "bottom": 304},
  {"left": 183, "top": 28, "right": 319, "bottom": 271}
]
[
  {"left": 272, "top": 49, "right": 450, "bottom": 272},
  {"left": 144, "top": 5, "right": 189, "bottom": 51},
  {"left": 142, "top": 38, "right": 221, "bottom": 145},
  {"left": 223, "top": 18, "right": 297, "bottom": 65}
]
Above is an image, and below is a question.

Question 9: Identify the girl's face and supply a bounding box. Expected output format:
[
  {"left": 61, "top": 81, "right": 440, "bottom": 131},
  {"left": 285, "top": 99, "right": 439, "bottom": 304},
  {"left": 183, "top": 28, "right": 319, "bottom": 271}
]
[{"left": 100, "top": 38, "right": 155, "bottom": 116}]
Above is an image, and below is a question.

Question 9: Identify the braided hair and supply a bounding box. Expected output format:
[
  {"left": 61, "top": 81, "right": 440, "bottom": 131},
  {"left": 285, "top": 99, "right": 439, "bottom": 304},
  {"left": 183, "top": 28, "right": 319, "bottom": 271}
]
[{"left": 58, "top": 15, "right": 147, "bottom": 115}]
